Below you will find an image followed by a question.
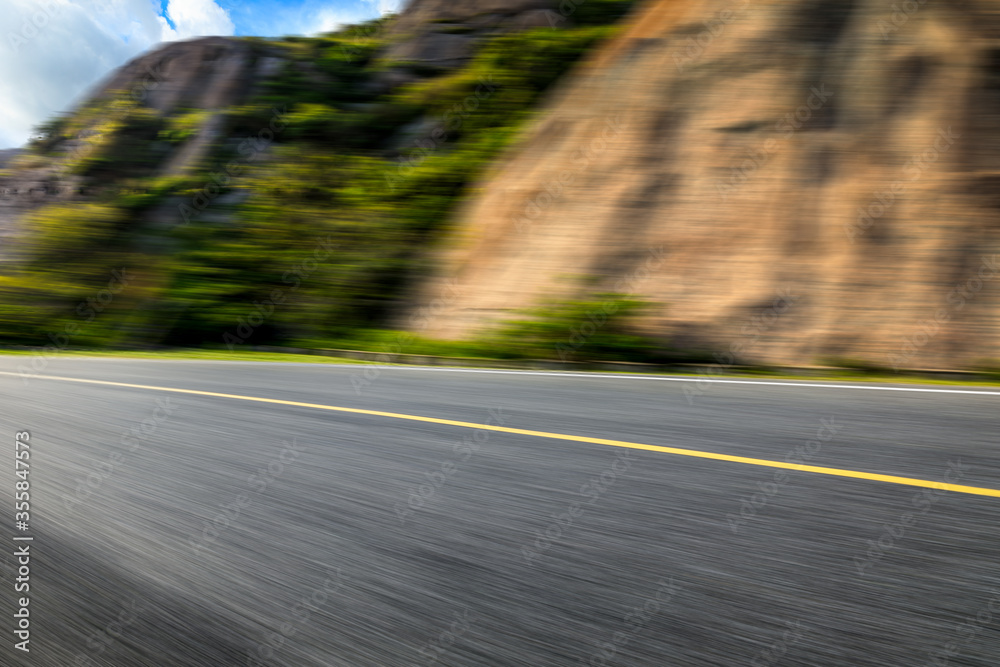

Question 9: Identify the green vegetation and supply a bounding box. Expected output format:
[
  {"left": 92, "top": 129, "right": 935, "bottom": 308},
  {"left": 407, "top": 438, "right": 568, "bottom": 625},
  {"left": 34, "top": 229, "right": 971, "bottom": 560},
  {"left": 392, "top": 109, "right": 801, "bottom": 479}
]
[
  {"left": 0, "top": 3, "right": 646, "bottom": 357},
  {"left": 493, "top": 294, "right": 664, "bottom": 362},
  {"left": 159, "top": 109, "right": 213, "bottom": 144},
  {"left": 1, "top": 344, "right": 996, "bottom": 388},
  {"left": 286, "top": 293, "right": 665, "bottom": 363},
  {"left": 0, "top": 347, "right": 371, "bottom": 364}
]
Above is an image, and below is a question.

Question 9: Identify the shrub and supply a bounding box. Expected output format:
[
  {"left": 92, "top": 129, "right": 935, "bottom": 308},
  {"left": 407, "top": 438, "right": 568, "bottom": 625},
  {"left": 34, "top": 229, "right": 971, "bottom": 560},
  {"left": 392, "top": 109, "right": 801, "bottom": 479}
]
[{"left": 493, "top": 293, "right": 663, "bottom": 362}]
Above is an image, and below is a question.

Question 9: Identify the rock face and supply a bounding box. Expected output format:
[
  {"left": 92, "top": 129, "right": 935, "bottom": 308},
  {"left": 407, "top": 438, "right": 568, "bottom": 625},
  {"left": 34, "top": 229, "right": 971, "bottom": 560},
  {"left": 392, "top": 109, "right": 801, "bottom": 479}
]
[
  {"left": 384, "top": 0, "right": 561, "bottom": 68},
  {"left": 390, "top": 0, "right": 555, "bottom": 35},
  {"left": 88, "top": 37, "right": 253, "bottom": 116},
  {"left": 0, "top": 0, "right": 571, "bottom": 254},
  {"left": 0, "top": 149, "right": 21, "bottom": 168},
  {"left": 413, "top": 0, "right": 1000, "bottom": 370},
  {"left": 0, "top": 37, "right": 257, "bottom": 250}
]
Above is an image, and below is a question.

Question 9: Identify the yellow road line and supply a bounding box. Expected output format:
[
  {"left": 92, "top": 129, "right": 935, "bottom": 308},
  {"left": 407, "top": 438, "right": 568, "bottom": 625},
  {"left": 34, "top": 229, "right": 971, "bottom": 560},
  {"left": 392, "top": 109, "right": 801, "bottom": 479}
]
[{"left": 5, "top": 371, "right": 1000, "bottom": 498}]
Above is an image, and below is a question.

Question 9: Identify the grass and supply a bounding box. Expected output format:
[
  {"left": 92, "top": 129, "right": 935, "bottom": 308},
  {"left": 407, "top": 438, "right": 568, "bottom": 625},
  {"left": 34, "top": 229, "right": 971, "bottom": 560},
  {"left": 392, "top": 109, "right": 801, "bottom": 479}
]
[
  {"left": 1, "top": 346, "right": 998, "bottom": 388},
  {"left": 297, "top": 330, "right": 521, "bottom": 359},
  {"left": 0, "top": 347, "right": 371, "bottom": 364}
]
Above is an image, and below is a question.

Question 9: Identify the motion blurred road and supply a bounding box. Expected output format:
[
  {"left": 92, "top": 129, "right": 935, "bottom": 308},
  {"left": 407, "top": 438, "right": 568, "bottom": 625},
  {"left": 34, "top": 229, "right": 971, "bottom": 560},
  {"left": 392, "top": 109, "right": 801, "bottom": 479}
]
[{"left": 1, "top": 358, "right": 999, "bottom": 666}]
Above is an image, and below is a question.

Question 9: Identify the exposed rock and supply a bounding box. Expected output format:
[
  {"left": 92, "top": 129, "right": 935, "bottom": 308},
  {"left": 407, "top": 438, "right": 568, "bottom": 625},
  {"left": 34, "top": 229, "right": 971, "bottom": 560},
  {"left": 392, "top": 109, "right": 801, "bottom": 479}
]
[
  {"left": 0, "top": 162, "right": 65, "bottom": 260},
  {"left": 389, "top": 0, "right": 554, "bottom": 36},
  {"left": 382, "top": 0, "right": 562, "bottom": 70},
  {"left": 365, "top": 68, "right": 423, "bottom": 95},
  {"left": 0, "top": 38, "right": 257, "bottom": 248},
  {"left": 385, "top": 32, "right": 477, "bottom": 68},
  {"left": 505, "top": 8, "right": 564, "bottom": 30},
  {"left": 0, "top": 149, "right": 22, "bottom": 168},
  {"left": 464, "top": 13, "right": 509, "bottom": 29},
  {"left": 412, "top": 0, "right": 1000, "bottom": 370},
  {"left": 160, "top": 112, "right": 227, "bottom": 176},
  {"left": 88, "top": 37, "right": 252, "bottom": 116}
]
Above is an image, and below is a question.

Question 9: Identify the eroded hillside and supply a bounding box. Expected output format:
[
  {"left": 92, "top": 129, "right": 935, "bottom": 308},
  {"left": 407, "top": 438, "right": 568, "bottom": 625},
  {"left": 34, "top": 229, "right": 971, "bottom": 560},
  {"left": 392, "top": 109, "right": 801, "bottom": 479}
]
[{"left": 414, "top": 0, "right": 1000, "bottom": 370}]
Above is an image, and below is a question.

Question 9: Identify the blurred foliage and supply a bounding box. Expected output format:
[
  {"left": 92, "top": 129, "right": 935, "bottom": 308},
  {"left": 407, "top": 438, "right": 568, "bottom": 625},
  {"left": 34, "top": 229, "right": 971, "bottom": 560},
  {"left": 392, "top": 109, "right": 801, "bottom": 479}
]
[
  {"left": 74, "top": 107, "right": 166, "bottom": 179},
  {"left": 0, "top": 3, "right": 648, "bottom": 357},
  {"left": 28, "top": 116, "right": 70, "bottom": 155},
  {"left": 494, "top": 294, "right": 663, "bottom": 362},
  {"left": 295, "top": 291, "right": 665, "bottom": 363},
  {"left": 0, "top": 203, "right": 137, "bottom": 345},
  {"left": 106, "top": 175, "right": 196, "bottom": 212},
  {"left": 571, "top": 0, "right": 642, "bottom": 25},
  {"left": 283, "top": 103, "right": 343, "bottom": 142},
  {"left": 159, "top": 109, "right": 213, "bottom": 145},
  {"left": 296, "top": 329, "right": 512, "bottom": 359},
  {"left": 160, "top": 149, "right": 410, "bottom": 345}
]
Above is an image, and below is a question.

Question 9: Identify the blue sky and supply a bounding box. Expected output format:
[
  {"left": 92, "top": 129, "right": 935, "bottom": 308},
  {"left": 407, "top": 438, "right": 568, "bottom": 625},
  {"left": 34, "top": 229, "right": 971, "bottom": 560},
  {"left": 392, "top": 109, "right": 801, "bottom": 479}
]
[
  {"left": 179, "top": 0, "right": 399, "bottom": 38},
  {"left": 0, "top": 0, "right": 401, "bottom": 148},
  {"left": 215, "top": 0, "right": 395, "bottom": 37}
]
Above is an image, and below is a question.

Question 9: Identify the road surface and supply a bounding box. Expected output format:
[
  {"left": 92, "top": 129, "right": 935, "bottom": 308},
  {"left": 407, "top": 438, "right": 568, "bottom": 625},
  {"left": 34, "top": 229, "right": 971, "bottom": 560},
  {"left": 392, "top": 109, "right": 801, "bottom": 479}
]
[{"left": 0, "top": 357, "right": 998, "bottom": 666}]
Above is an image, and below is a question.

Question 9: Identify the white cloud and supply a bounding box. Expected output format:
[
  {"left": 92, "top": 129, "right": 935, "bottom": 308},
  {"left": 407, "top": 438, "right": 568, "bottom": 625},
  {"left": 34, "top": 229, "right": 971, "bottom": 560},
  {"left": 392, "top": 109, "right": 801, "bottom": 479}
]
[
  {"left": 312, "top": 8, "right": 352, "bottom": 34},
  {"left": 0, "top": 0, "right": 401, "bottom": 148},
  {"left": 364, "top": 0, "right": 402, "bottom": 15},
  {"left": 0, "top": 0, "right": 234, "bottom": 149},
  {"left": 311, "top": 6, "right": 368, "bottom": 34},
  {"left": 161, "top": 0, "right": 235, "bottom": 40},
  {"left": 302, "top": 1, "right": 400, "bottom": 37}
]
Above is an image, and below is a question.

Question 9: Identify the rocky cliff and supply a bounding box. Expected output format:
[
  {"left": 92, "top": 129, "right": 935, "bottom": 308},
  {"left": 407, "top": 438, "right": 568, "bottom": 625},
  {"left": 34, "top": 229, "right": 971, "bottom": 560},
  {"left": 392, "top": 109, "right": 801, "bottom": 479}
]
[
  {"left": 0, "top": 0, "right": 572, "bottom": 230},
  {"left": 0, "top": 2, "right": 562, "bottom": 259},
  {"left": 0, "top": 37, "right": 257, "bottom": 258},
  {"left": 385, "top": 0, "right": 558, "bottom": 67},
  {"left": 0, "top": 1, "right": 638, "bottom": 348},
  {"left": 414, "top": 0, "right": 1000, "bottom": 370}
]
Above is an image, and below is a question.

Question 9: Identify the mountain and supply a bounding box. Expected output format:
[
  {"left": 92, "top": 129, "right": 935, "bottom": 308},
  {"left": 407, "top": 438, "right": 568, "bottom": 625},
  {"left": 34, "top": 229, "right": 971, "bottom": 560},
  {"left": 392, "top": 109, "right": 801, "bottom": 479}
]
[
  {"left": 412, "top": 0, "right": 1000, "bottom": 370},
  {"left": 0, "top": 0, "right": 639, "bottom": 349}
]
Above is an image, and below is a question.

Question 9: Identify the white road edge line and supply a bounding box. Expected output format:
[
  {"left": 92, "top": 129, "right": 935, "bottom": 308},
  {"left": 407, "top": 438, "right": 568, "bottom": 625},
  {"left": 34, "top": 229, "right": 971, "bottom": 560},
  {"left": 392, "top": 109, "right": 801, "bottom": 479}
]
[
  {"left": 2, "top": 366, "right": 999, "bottom": 395},
  {"left": 351, "top": 366, "right": 1000, "bottom": 394}
]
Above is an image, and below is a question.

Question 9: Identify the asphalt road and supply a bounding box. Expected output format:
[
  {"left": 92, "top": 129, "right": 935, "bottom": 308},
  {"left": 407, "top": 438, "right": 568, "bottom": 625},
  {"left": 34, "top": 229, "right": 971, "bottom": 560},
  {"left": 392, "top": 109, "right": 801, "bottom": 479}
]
[{"left": 1, "top": 357, "right": 999, "bottom": 666}]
